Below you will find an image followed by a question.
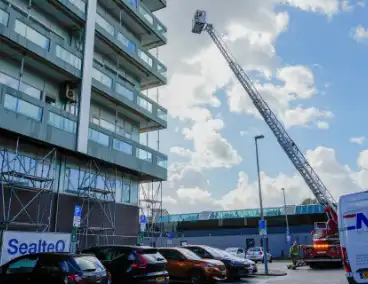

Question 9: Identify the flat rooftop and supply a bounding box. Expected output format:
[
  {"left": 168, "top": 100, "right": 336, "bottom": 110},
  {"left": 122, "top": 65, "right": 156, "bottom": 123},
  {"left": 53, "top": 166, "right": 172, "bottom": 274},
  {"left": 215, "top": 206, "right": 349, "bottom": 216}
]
[{"left": 156, "top": 204, "right": 324, "bottom": 223}]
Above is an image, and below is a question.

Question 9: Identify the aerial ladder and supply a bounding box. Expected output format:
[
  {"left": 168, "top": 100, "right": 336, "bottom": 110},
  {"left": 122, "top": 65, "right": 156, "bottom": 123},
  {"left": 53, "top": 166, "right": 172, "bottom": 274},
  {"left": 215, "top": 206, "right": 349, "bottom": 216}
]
[{"left": 192, "top": 10, "right": 342, "bottom": 268}]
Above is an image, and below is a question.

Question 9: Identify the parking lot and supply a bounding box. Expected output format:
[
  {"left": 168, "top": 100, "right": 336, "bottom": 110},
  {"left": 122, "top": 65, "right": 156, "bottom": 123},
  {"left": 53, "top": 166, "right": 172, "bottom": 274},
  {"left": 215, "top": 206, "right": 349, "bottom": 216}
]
[{"left": 237, "top": 261, "right": 347, "bottom": 284}]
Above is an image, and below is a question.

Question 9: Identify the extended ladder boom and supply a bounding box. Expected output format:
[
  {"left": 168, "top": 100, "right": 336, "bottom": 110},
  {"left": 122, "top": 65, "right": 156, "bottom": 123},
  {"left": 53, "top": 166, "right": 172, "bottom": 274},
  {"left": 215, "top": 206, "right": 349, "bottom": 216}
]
[{"left": 192, "top": 11, "right": 337, "bottom": 213}]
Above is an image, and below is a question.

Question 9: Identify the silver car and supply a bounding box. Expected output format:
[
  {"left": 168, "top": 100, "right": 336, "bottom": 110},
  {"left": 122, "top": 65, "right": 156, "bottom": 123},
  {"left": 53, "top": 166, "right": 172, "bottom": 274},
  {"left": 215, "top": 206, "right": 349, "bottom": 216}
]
[
  {"left": 246, "top": 247, "right": 273, "bottom": 263},
  {"left": 221, "top": 250, "right": 258, "bottom": 274}
]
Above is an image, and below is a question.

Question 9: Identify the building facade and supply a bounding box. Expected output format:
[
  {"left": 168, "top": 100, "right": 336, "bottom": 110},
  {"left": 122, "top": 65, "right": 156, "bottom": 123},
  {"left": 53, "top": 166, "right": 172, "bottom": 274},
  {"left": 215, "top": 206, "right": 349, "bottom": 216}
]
[
  {"left": 154, "top": 204, "right": 326, "bottom": 258},
  {"left": 0, "top": 0, "right": 167, "bottom": 248}
]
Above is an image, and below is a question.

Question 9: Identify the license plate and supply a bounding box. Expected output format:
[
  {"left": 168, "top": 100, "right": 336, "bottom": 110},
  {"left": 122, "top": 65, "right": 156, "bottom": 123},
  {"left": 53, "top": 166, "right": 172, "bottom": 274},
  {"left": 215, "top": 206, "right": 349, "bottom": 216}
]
[
  {"left": 360, "top": 272, "right": 368, "bottom": 279},
  {"left": 156, "top": 276, "right": 166, "bottom": 282},
  {"left": 221, "top": 271, "right": 226, "bottom": 276}
]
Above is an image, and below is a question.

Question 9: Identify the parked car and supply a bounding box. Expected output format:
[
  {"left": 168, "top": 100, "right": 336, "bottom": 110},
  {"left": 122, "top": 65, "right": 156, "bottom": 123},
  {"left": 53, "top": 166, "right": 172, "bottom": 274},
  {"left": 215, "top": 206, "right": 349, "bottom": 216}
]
[
  {"left": 220, "top": 250, "right": 257, "bottom": 274},
  {"left": 0, "top": 252, "right": 108, "bottom": 284},
  {"left": 246, "top": 247, "right": 272, "bottom": 263},
  {"left": 225, "top": 247, "right": 245, "bottom": 258},
  {"left": 82, "top": 245, "right": 169, "bottom": 284},
  {"left": 158, "top": 247, "right": 227, "bottom": 283},
  {"left": 184, "top": 245, "right": 248, "bottom": 280}
]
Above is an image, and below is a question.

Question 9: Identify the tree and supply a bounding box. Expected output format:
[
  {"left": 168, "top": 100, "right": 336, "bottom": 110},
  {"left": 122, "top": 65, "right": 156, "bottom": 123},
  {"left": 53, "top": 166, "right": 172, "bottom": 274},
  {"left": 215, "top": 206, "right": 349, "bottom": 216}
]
[{"left": 301, "top": 198, "right": 318, "bottom": 205}]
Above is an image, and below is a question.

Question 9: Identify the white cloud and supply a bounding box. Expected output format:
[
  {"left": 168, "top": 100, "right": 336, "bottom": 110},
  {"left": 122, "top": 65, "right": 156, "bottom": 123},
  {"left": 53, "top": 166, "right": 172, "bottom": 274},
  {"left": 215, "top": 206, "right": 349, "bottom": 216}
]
[
  {"left": 357, "top": 1, "right": 366, "bottom": 7},
  {"left": 316, "top": 121, "right": 330, "bottom": 129},
  {"left": 350, "top": 136, "right": 366, "bottom": 145},
  {"left": 163, "top": 146, "right": 368, "bottom": 213},
  {"left": 352, "top": 25, "right": 368, "bottom": 42},
  {"left": 227, "top": 65, "right": 334, "bottom": 128}
]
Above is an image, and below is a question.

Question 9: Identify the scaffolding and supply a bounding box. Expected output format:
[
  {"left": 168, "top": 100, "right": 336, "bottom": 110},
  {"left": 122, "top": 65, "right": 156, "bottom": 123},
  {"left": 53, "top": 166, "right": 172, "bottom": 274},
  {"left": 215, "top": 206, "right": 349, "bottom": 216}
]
[
  {"left": 64, "top": 157, "right": 116, "bottom": 249},
  {"left": 0, "top": 137, "right": 56, "bottom": 231}
]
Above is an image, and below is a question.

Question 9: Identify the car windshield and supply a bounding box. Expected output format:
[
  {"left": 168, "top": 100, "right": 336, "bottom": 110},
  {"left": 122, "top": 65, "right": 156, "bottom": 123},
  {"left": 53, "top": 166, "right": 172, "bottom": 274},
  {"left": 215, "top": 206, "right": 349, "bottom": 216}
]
[
  {"left": 203, "top": 246, "right": 225, "bottom": 258},
  {"left": 178, "top": 248, "right": 202, "bottom": 260}
]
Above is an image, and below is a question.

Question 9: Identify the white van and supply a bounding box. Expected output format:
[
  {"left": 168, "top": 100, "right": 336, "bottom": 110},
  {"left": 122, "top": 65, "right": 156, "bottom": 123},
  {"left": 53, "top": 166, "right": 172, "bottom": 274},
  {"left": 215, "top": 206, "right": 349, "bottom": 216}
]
[{"left": 339, "top": 191, "right": 368, "bottom": 283}]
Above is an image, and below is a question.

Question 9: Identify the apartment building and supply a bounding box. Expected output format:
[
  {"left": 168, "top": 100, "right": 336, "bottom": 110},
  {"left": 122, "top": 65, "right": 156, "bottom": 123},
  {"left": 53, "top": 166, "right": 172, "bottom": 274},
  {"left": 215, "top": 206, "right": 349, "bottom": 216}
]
[{"left": 0, "top": 0, "right": 168, "bottom": 247}]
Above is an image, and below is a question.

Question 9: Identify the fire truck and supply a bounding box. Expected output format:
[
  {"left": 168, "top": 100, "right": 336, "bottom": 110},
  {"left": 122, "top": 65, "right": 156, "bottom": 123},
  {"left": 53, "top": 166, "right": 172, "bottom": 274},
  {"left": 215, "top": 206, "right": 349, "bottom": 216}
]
[{"left": 191, "top": 10, "right": 342, "bottom": 268}]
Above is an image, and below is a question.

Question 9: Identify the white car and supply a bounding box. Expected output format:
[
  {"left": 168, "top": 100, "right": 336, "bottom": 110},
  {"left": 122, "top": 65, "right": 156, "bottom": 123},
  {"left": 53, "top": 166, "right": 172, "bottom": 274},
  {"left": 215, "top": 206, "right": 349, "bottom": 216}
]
[
  {"left": 225, "top": 247, "right": 246, "bottom": 258},
  {"left": 246, "top": 247, "right": 272, "bottom": 263}
]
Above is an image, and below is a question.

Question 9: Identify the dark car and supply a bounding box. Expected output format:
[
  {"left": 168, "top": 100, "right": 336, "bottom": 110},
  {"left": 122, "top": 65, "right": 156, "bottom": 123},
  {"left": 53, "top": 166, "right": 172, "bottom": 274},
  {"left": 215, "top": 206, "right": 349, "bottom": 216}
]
[
  {"left": 184, "top": 245, "right": 248, "bottom": 280},
  {"left": 82, "top": 245, "right": 169, "bottom": 284},
  {"left": 0, "top": 252, "right": 108, "bottom": 284}
]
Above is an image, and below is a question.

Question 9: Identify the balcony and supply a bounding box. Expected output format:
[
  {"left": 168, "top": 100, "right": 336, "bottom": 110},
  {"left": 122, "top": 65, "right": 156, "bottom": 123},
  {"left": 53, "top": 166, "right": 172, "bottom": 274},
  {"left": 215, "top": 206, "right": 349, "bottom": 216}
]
[
  {"left": 100, "top": 0, "right": 167, "bottom": 49},
  {"left": 94, "top": 13, "right": 167, "bottom": 90},
  {"left": 0, "top": 4, "right": 83, "bottom": 79},
  {"left": 22, "top": 0, "right": 85, "bottom": 25},
  {"left": 87, "top": 124, "right": 168, "bottom": 181},
  {"left": 91, "top": 62, "right": 167, "bottom": 131},
  {"left": 0, "top": 83, "right": 78, "bottom": 151},
  {"left": 141, "top": 0, "right": 166, "bottom": 12}
]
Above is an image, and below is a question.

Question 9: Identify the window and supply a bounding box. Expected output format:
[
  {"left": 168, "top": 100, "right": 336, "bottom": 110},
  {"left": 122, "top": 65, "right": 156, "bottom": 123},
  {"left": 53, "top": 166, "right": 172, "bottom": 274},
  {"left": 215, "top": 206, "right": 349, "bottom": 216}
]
[
  {"left": 137, "top": 96, "right": 152, "bottom": 112},
  {"left": 159, "top": 250, "right": 185, "bottom": 261},
  {"left": 0, "top": 9, "right": 9, "bottom": 26},
  {"left": 130, "top": 180, "right": 138, "bottom": 205},
  {"left": 88, "top": 128, "right": 109, "bottom": 146},
  {"left": 96, "top": 13, "right": 114, "bottom": 36},
  {"left": 113, "top": 139, "right": 133, "bottom": 155},
  {"left": 138, "top": 5, "right": 153, "bottom": 25},
  {"left": 92, "top": 68, "right": 112, "bottom": 88},
  {"left": 6, "top": 256, "right": 39, "bottom": 274},
  {"left": 138, "top": 50, "right": 153, "bottom": 67},
  {"left": 4, "top": 94, "right": 42, "bottom": 120},
  {"left": 115, "top": 82, "right": 134, "bottom": 101},
  {"left": 128, "top": 0, "right": 138, "bottom": 8},
  {"left": 157, "top": 156, "right": 167, "bottom": 169},
  {"left": 117, "top": 32, "right": 136, "bottom": 52},
  {"left": 14, "top": 20, "right": 50, "bottom": 49},
  {"left": 136, "top": 148, "right": 152, "bottom": 163},
  {"left": 122, "top": 182, "right": 130, "bottom": 203},
  {"left": 124, "top": 121, "right": 132, "bottom": 139},
  {"left": 56, "top": 45, "right": 82, "bottom": 70},
  {"left": 48, "top": 112, "right": 77, "bottom": 134},
  {"left": 0, "top": 72, "right": 41, "bottom": 99},
  {"left": 157, "top": 108, "right": 167, "bottom": 121},
  {"left": 69, "top": 0, "right": 86, "bottom": 13},
  {"left": 157, "top": 64, "right": 167, "bottom": 78}
]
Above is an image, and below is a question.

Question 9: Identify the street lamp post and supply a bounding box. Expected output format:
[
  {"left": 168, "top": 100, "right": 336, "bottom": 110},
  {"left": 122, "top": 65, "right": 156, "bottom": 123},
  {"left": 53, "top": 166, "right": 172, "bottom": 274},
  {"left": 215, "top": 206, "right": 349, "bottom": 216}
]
[
  {"left": 281, "top": 188, "right": 290, "bottom": 243},
  {"left": 254, "top": 135, "right": 268, "bottom": 274}
]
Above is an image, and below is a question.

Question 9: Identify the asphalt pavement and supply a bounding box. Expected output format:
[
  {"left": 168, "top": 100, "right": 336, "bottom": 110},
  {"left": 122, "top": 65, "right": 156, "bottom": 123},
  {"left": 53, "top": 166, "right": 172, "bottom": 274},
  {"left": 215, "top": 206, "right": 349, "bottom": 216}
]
[{"left": 237, "top": 261, "right": 347, "bottom": 284}]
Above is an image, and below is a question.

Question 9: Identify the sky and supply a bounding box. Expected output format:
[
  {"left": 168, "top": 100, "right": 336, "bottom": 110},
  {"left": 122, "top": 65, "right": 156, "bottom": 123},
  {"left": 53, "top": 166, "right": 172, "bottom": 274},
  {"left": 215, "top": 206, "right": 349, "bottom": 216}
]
[{"left": 141, "top": 0, "right": 368, "bottom": 215}]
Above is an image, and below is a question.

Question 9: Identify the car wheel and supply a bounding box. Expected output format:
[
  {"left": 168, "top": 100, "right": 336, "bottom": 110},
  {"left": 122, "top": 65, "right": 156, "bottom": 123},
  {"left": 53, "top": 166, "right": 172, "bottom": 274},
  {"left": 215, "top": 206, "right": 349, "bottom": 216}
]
[{"left": 191, "top": 270, "right": 205, "bottom": 284}]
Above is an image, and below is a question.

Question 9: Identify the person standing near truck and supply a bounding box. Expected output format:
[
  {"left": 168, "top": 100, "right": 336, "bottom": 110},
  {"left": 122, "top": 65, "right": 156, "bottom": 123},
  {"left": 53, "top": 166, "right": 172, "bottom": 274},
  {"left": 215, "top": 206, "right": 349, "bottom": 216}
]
[{"left": 290, "top": 241, "right": 299, "bottom": 267}]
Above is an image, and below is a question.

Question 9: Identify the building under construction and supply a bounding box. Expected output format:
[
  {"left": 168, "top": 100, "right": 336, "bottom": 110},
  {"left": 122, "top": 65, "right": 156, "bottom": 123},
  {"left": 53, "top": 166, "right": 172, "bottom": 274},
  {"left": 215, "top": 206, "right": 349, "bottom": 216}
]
[{"left": 0, "top": 0, "right": 167, "bottom": 249}]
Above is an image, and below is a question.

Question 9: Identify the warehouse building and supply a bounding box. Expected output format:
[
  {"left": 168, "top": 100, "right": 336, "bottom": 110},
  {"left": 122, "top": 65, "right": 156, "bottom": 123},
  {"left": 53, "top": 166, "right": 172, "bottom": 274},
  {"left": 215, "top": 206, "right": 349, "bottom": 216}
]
[
  {"left": 0, "top": 0, "right": 167, "bottom": 248},
  {"left": 155, "top": 204, "right": 326, "bottom": 258}
]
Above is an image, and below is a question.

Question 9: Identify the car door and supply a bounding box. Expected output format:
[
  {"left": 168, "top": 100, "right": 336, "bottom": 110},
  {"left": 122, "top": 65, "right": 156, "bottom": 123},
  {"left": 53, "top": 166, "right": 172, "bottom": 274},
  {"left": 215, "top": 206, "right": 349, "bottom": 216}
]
[
  {"left": 32, "top": 255, "right": 68, "bottom": 284},
  {"left": 159, "top": 250, "right": 188, "bottom": 279},
  {"left": 0, "top": 254, "right": 39, "bottom": 284}
]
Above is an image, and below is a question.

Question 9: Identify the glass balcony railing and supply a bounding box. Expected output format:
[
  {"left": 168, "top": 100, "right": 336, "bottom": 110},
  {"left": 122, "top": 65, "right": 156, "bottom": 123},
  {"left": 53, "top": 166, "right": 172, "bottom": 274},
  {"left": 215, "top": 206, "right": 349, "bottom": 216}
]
[
  {"left": 68, "top": 0, "right": 86, "bottom": 13},
  {"left": 137, "top": 95, "right": 153, "bottom": 113},
  {"left": 48, "top": 112, "right": 77, "bottom": 134}
]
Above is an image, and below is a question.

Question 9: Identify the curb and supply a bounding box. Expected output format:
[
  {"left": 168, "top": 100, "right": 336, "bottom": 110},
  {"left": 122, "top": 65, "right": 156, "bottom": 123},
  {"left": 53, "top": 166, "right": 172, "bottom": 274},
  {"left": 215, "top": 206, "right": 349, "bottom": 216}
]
[{"left": 252, "top": 270, "right": 288, "bottom": 277}]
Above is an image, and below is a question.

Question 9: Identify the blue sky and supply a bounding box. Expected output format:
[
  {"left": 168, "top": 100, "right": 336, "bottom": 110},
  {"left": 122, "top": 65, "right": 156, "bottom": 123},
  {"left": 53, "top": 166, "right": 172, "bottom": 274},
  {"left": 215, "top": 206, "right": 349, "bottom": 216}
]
[{"left": 153, "top": 0, "right": 368, "bottom": 214}]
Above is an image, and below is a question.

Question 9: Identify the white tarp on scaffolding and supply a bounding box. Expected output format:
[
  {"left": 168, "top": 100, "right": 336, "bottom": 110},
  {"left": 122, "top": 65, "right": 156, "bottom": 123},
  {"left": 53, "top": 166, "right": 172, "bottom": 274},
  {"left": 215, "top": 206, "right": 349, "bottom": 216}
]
[{"left": 0, "top": 231, "right": 71, "bottom": 265}]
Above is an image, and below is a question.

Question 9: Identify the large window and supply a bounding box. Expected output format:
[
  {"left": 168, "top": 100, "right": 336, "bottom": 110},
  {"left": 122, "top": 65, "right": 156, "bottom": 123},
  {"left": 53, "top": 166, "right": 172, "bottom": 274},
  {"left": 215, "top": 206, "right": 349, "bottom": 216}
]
[
  {"left": 115, "top": 82, "right": 134, "bottom": 101},
  {"left": 136, "top": 148, "right": 152, "bottom": 163},
  {"left": 137, "top": 96, "right": 152, "bottom": 113},
  {"left": 68, "top": 0, "right": 86, "bottom": 13},
  {"left": 88, "top": 128, "right": 109, "bottom": 146},
  {"left": 48, "top": 112, "right": 77, "bottom": 134},
  {"left": 0, "top": 9, "right": 9, "bottom": 26},
  {"left": 4, "top": 94, "right": 42, "bottom": 121},
  {"left": 113, "top": 139, "right": 133, "bottom": 155},
  {"left": 138, "top": 5, "right": 153, "bottom": 25},
  {"left": 96, "top": 14, "right": 114, "bottom": 36},
  {"left": 117, "top": 32, "right": 136, "bottom": 52},
  {"left": 56, "top": 45, "right": 82, "bottom": 70},
  {"left": 157, "top": 156, "right": 167, "bottom": 169},
  {"left": 138, "top": 50, "right": 153, "bottom": 67},
  {"left": 157, "top": 108, "right": 167, "bottom": 121},
  {"left": 0, "top": 72, "right": 41, "bottom": 99},
  {"left": 92, "top": 68, "right": 113, "bottom": 88},
  {"left": 14, "top": 20, "right": 50, "bottom": 50}
]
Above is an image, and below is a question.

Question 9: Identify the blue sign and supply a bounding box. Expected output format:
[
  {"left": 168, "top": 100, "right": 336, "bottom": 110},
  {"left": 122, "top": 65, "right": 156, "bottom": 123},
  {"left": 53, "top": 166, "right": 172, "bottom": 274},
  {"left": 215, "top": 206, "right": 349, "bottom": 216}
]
[
  {"left": 286, "top": 230, "right": 291, "bottom": 242},
  {"left": 139, "top": 215, "right": 147, "bottom": 224},
  {"left": 259, "top": 220, "right": 267, "bottom": 236},
  {"left": 168, "top": 233, "right": 173, "bottom": 240},
  {"left": 286, "top": 230, "right": 291, "bottom": 236},
  {"left": 74, "top": 206, "right": 82, "bottom": 217}
]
